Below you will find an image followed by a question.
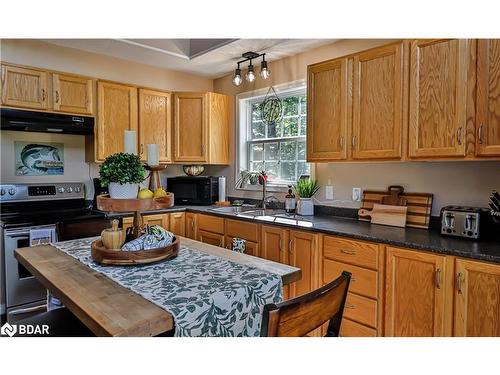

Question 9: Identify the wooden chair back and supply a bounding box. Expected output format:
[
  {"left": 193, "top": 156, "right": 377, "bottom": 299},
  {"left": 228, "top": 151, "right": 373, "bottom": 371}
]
[{"left": 260, "top": 271, "right": 351, "bottom": 337}]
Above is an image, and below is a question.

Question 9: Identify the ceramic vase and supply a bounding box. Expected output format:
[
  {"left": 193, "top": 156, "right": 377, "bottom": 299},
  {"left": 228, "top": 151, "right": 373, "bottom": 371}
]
[
  {"left": 108, "top": 182, "right": 139, "bottom": 199},
  {"left": 296, "top": 198, "right": 314, "bottom": 216}
]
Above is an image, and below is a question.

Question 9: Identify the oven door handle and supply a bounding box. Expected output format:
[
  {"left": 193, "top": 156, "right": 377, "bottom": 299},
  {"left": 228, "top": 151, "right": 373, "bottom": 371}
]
[{"left": 9, "top": 303, "right": 47, "bottom": 316}]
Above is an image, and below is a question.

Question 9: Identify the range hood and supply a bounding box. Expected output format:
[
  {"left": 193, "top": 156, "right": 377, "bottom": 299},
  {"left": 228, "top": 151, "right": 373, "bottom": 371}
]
[{"left": 0, "top": 108, "right": 94, "bottom": 135}]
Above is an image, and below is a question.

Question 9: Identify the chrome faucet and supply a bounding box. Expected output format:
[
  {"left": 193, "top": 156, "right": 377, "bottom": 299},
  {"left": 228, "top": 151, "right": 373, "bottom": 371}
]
[{"left": 236, "top": 171, "right": 274, "bottom": 210}]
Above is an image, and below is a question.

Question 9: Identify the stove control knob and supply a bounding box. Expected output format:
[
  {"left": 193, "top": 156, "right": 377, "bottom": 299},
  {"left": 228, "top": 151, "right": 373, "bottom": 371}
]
[
  {"left": 8, "top": 188, "right": 16, "bottom": 196},
  {"left": 67, "top": 187, "right": 73, "bottom": 193},
  {"left": 58, "top": 187, "right": 65, "bottom": 193},
  {"left": 0, "top": 188, "right": 5, "bottom": 196},
  {"left": 74, "top": 186, "right": 81, "bottom": 193}
]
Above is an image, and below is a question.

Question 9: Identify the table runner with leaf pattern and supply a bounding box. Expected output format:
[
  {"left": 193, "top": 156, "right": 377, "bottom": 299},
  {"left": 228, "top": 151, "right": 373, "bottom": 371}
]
[{"left": 51, "top": 237, "right": 283, "bottom": 337}]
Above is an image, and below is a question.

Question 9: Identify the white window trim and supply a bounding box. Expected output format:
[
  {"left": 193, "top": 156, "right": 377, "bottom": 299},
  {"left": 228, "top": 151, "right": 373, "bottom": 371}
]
[{"left": 235, "top": 79, "right": 311, "bottom": 192}]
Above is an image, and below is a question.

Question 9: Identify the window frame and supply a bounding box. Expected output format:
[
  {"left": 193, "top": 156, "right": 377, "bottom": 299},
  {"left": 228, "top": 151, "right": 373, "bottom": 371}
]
[{"left": 235, "top": 80, "right": 310, "bottom": 192}]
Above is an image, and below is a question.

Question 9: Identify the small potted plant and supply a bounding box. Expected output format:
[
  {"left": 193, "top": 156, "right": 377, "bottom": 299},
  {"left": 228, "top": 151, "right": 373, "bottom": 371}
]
[
  {"left": 294, "top": 178, "right": 320, "bottom": 215},
  {"left": 99, "top": 152, "right": 146, "bottom": 199}
]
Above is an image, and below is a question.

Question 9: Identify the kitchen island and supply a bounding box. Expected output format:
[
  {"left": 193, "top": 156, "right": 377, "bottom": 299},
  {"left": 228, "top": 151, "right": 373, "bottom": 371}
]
[{"left": 14, "top": 237, "right": 301, "bottom": 337}]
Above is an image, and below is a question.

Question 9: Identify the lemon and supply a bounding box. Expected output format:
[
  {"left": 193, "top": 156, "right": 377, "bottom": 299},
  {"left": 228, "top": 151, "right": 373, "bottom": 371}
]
[
  {"left": 153, "top": 187, "right": 168, "bottom": 198},
  {"left": 137, "top": 188, "right": 154, "bottom": 199}
]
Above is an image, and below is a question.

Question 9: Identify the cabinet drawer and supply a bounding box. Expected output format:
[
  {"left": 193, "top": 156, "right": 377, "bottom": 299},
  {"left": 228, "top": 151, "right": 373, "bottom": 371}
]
[
  {"left": 343, "top": 293, "right": 377, "bottom": 328},
  {"left": 340, "top": 318, "right": 377, "bottom": 337},
  {"left": 225, "top": 219, "right": 259, "bottom": 242},
  {"left": 323, "top": 259, "right": 378, "bottom": 299},
  {"left": 197, "top": 230, "right": 224, "bottom": 247},
  {"left": 197, "top": 214, "right": 224, "bottom": 234},
  {"left": 323, "top": 236, "right": 379, "bottom": 270}
]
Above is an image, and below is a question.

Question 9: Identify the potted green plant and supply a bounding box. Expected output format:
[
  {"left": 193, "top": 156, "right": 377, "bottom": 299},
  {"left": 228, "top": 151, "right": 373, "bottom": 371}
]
[
  {"left": 294, "top": 178, "right": 320, "bottom": 215},
  {"left": 99, "top": 152, "right": 146, "bottom": 199}
]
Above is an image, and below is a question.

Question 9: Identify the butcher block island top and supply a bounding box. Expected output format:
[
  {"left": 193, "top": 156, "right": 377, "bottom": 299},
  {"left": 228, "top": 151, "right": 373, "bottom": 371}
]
[{"left": 15, "top": 237, "right": 301, "bottom": 337}]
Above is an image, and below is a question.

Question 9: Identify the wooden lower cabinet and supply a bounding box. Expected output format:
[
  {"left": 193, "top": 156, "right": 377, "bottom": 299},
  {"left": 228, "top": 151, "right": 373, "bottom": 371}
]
[
  {"left": 288, "top": 230, "right": 320, "bottom": 299},
  {"left": 225, "top": 219, "right": 260, "bottom": 256},
  {"left": 341, "top": 318, "right": 377, "bottom": 337},
  {"left": 197, "top": 230, "right": 224, "bottom": 247},
  {"left": 185, "top": 212, "right": 197, "bottom": 240},
  {"left": 454, "top": 258, "right": 500, "bottom": 336},
  {"left": 260, "top": 225, "right": 288, "bottom": 264},
  {"left": 169, "top": 212, "right": 185, "bottom": 237},
  {"left": 225, "top": 236, "right": 259, "bottom": 257},
  {"left": 385, "top": 247, "right": 453, "bottom": 336},
  {"left": 122, "top": 214, "right": 169, "bottom": 233}
]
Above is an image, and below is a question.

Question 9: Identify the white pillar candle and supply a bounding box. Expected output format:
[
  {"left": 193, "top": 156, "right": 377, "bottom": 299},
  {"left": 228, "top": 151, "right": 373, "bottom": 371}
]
[
  {"left": 147, "top": 144, "right": 159, "bottom": 166},
  {"left": 124, "top": 130, "right": 137, "bottom": 155},
  {"left": 218, "top": 176, "right": 226, "bottom": 202}
]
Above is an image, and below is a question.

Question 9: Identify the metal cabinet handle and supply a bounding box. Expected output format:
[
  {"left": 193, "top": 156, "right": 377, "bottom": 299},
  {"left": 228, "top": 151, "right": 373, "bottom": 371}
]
[
  {"left": 339, "top": 136, "right": 344, "bottom": 150},
  {"left": 345, "top": 303, "right": 355, "bottom": 310},
  {"left": 55, "top": 90, "right": 60, "bottom": 103},
  {"left": 478, "top": 124, "right": 484, "bottom": 144},
  {"left": 279, "top": 239, "right": 283, "bottom": 251},
  {"left": 435, "top": 268, "right": 442, "bottom": 289},
  {"left": 191, "top": 221, "right": 195, "bottom": 230},
  {"left": 288, "top": 239, "right": 293, "bottom": 254},
  {"left": 340, "top": 249, "right": 356, "bottom": 255},
  {"left": 41, "top": 89, "right": 46, "bottom": 101},
  {"left": 140, "top": 144, "right": 144, "bottom": 155},
  {"left": 457, "top": 127, "right": 463, "bottom": 145},
  {"left": 352, "top": 136, "right": 356, "bottom": 148},
  {"left": 457, "top": 272, "right": 463, "bottom": 294}
]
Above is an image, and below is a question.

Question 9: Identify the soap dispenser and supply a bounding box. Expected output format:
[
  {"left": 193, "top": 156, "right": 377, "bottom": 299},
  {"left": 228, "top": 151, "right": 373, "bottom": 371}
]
[{"left": 285, "top": 185, "right": 296, "bottom": 214}]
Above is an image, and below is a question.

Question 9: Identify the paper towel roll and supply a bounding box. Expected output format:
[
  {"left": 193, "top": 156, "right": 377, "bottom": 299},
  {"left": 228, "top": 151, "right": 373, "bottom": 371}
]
[
  {"left": 218, "top": 176, "right": 226, "bottom": 202},
  {"left": 124, "top": 130, "right": 137, "bottom": 154}
]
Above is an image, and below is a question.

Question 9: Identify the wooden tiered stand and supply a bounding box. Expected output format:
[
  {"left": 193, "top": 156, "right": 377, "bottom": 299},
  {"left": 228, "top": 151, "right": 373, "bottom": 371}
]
[{"left": 92, "top": 194, "right": 178, "bottom": 265}]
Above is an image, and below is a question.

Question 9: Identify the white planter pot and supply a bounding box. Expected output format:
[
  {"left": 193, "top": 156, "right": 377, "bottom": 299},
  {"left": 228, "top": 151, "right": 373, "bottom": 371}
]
[
  {"left": 108, "top": 182, "right": 139, "bottom": 199},
  {"left": 296, "top": 198, "right": 314, "bottom": 216}
]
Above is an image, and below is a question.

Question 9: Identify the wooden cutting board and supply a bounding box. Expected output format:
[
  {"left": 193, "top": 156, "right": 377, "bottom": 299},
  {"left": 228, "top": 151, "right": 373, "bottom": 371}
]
[
  {"left": 358, "top": 204, "right": 408, "bottom": 228},
  {"left": 359, "top": 188, "right": 433, "bottom": 229},
  {"left": 381, "top": 185, "right": 407, "bottom": 206}
]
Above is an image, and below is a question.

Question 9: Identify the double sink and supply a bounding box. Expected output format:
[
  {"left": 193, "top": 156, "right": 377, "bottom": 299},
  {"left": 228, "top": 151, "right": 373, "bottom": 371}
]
[{"left": 210, "top": 206, "right": 314, "bottom": 227}]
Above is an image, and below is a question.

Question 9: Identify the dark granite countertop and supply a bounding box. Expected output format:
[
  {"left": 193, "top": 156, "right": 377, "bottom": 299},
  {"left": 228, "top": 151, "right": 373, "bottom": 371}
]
[{"left": 103, "top": 205, "right": 500, "bottom": 264}]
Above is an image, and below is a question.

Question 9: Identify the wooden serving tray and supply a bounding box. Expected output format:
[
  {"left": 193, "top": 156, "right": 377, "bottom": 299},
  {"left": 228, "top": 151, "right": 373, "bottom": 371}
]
[
  {"left": 96, "top": 194, "right": 174, "bottom": 212},
  {"left": 91, "top": 237, "right": 180, "bottom": 265}
]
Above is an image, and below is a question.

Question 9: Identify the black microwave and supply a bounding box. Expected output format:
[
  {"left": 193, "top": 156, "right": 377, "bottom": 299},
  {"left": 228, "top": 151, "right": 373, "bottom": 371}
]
[{"left": 167, "top": 176, "right": 219, "bottom": 205}]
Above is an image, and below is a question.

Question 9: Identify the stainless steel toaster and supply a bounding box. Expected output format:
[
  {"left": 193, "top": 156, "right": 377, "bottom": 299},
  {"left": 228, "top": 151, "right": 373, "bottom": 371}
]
[{"left": 440, "top": 206, "right": 490, "bottom": 239}]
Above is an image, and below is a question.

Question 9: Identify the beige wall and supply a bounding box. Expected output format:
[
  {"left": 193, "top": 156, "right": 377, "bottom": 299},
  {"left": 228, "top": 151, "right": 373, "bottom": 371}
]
[
  {"left": 210, "top": 39, "right": 500, "bottom": 215},
  {"left": 0, "top": 39, "right": 212, "bottom": 197}
]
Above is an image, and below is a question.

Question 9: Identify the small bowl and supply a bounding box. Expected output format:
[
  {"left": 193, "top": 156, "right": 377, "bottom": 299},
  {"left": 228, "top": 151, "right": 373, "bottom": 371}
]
[{"left": 183, "top": 165, "right": 205, "bottom": 176}]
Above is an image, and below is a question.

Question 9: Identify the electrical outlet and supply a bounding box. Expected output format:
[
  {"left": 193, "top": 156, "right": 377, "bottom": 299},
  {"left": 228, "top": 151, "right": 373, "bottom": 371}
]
[
  {"left": 352, "top": 187, "right": 361, "bottom": 202},
  {"left": 325, "top": 186, "right": 334, "bottom": 200}
]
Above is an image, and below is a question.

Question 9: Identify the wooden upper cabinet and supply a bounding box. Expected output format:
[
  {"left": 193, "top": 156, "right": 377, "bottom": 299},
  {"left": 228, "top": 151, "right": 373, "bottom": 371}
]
[
  {"left": 1, "top": 64, "right": 48, "bottom": 110},
  {"left": 96, "top": 81, "right": 138, "bottom": 161},
  {"left": 408, "top": 39, "right": 468, "bottom": 158},
  {"left": 174, "top": 92, "right": 208, "bottom": 163},
  {"left": 173, "top": 92, "right": 230, "bottom": 164},
  {"left": 352, "top": 42, "right": 406, "bottom": 159},
  {"left": 476, "top": 39, "right": 500, "bottom": 156},
  {"left": 385, "top": 247, "right": 453, "bottom": 337},
  {"left": 52, "top": 73, "right": 94, "bottom": 115},
  {"left": 454, "top": 259, "right": 500, "bottom": 336},
  {"left": 307, "top": 58, "right": 349, "bottom": 161},
  {"left": 288, "top": 231, "right": 319, "bottom": 299},
  {"left": 138, "top": 89, "right": 172, "bottom": 163}
]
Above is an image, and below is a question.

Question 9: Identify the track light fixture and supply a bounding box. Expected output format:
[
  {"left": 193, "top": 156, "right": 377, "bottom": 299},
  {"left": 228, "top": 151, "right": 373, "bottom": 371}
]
[{"left": 232, "top": 52, "right": 271, "bottom": 86}]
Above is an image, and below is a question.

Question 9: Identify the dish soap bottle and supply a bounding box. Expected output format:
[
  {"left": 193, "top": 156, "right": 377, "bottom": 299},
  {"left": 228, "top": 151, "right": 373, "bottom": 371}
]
[{"left": 285, "top": 185, "right": 296, "bottom": 214}]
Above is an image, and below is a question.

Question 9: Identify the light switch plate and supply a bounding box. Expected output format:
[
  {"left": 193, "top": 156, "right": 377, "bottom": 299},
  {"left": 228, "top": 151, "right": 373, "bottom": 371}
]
[
  {"left": 325, "top": 186, "right": 334, "bottom": 200},
  {"left": 352, "top": 187, "right": 361, "bottom": 202}
]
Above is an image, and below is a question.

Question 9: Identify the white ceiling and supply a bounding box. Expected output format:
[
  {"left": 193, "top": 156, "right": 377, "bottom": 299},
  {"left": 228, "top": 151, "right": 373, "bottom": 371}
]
[{"left": 42, "top": 39, "right": 336, "bottom": 78}]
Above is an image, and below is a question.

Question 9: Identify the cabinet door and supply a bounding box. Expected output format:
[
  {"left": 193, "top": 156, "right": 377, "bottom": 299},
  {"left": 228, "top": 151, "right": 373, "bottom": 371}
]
[
  {"left": 385, "top": 247, "right": 452, "bottom": 336},
  {"left": 408, "top": 39, "right": 468, "bottom": 158},
  {"left": 260, "top": 225, "right": 288, "bottom": 264},
  {"left": 138, "top": 89, "right": 172, "bottom": 163},
  {"left": 288, "top": 231, "right": 319, "bottom": 298},
  {"left": 197, "top": 230, "right": 224, "bottom": 247},
  {"left": 143, "top": 214, "right": 169, "bottom": 230},
  {"left": 454, "top": 259, "right": 500, "bottom": 337},
  {"left": 1, "top": 64, "right": 48, "bottom": 109},
  {"left": 173, "top": 93, "right": 207, "bottom": 163},
  {"left": 185, "top": 212, "right": 197, "bottom": 240},
  {"left": 52, "top": 73, "right": 93, "bottom": 115},
  {"left": 169, "top": 212, "right": 185, "bottom": 237},
  {"left": 307, "top": 58, "right": 349, "bottom": 161},
  {"left": 476, "top": 39, "right": 500, "bottom": 156},
  {"left": 96, "top": 81, "right": 138, "bottom": 161},
  {"left": 352, "top": 42, "right": 406, "bottom": 159}
]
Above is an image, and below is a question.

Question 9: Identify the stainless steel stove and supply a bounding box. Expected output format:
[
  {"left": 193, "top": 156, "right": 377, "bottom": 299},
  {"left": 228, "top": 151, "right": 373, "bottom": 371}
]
[{"left": 0, "top": 182, "right": 111, "bottom": 323}]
